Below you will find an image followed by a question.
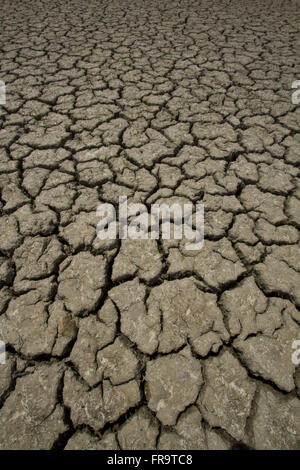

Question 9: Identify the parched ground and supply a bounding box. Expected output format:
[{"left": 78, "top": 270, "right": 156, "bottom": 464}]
[{"left": 0, "top": 0, "right": 299, "bottom": 451}]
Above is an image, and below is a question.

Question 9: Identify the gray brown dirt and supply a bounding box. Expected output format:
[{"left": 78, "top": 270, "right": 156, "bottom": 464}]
[{"left": 0, "top": 0, "right": 299, "bottom": 450}]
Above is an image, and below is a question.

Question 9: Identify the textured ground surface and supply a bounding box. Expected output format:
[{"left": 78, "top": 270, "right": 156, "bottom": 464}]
[{"left": 0, "top": 0, "right": 300, "bottom": 450}]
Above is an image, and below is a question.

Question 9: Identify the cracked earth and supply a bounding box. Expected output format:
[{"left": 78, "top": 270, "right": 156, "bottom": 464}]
[{"left": 0, "top": 0, "right": 300, "bottom": 451}]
